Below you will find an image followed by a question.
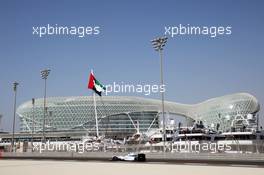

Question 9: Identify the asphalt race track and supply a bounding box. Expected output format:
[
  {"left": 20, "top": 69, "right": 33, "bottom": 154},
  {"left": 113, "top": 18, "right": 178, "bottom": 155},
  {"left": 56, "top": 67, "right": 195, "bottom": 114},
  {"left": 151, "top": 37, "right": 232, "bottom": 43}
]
[{"left": 0, "top": 160, "right": 263, "bottom": 175}]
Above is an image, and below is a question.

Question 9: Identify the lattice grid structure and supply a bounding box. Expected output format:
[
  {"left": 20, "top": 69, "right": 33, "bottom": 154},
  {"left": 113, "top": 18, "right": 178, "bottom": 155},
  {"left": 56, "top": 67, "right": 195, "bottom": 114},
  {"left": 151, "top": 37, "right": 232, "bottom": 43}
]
[{"left": 17, "top": 93, "right": 260, "bottom": 135}]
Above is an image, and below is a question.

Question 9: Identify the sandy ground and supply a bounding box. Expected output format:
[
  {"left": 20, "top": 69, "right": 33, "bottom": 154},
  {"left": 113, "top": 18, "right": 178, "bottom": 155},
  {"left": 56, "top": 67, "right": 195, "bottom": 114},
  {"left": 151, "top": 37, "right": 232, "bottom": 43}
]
[{"left": 0, "top": 160, "right": 263, "bottom": 175}]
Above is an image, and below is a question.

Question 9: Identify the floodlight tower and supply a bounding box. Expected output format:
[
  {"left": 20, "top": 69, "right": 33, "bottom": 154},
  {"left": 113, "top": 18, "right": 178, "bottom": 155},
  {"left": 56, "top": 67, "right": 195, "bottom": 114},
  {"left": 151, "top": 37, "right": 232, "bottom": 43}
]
[
  {"left": 11, "top": 81, "right": 19, "bottom": 152},
  {"left": 41, "top": 69, "right": 50, "bottom": 142},
  {"left": 151, "top": 36, "right": 168, "bottom": 152},
  {"left": 31, "top": 98, "right": 35, "bottom": 146}
]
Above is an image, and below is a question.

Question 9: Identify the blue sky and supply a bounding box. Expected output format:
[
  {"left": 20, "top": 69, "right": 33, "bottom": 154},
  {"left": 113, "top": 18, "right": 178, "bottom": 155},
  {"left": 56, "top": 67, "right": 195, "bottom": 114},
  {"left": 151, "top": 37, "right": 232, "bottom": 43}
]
[{"left": 0, "top": 0, "right": 264, "bottom": 131}]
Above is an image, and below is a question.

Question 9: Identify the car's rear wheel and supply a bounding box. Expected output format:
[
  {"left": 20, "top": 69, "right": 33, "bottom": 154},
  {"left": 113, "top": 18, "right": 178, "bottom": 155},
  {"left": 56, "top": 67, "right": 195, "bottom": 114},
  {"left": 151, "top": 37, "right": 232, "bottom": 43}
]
[{"left": 112, "top": 156, "right": 119, "bottom": 161}]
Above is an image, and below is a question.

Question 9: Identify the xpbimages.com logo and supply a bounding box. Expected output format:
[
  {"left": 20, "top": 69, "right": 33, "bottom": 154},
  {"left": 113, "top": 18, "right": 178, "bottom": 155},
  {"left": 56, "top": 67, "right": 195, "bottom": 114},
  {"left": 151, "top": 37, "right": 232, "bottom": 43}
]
[
  {"left": 33, "top": 141, "right": 100, "bottom": 153},
  {"left": 32, "top": 24, "right": 100, "bottom": 37},
  {"left": 88, "top": 73, "right": 166, "bottom": 96},
  {"left": 172, "top": 141, "right": 232, "bottom": 153},
  {"left": 104, "top": 82, "right": 166, "bottom": 96},
  {"left": 164, "top": 24, "right": 232, "bottom": 38}
]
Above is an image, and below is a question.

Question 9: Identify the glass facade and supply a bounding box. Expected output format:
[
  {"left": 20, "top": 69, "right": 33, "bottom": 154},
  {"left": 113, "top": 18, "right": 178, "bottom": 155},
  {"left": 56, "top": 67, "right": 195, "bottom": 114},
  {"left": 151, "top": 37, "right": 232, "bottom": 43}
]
[
  {"left": 17, "top": 96, "right": 165, "bottom": 136},
  {"left": 17, "top": 93, "right": 260, "bottom": 136},
  {"left": 188, "top": 93, "right": 260, "bottom": 131}
]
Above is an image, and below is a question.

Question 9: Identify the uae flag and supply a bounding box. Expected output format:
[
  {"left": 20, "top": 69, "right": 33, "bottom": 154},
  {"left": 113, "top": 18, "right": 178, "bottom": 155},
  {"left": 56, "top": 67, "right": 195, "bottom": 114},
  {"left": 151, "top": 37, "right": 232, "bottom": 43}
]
[{"left": 88, "top": 71, "right": 106, "bottom": 96}]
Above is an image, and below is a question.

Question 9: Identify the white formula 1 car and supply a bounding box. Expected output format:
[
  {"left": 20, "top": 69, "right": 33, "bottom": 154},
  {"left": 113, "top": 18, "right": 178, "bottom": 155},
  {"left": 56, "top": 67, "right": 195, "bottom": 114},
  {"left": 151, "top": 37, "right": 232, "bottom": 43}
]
[{"left": 111, "top": 153, "right": 146, "bottom": 162}]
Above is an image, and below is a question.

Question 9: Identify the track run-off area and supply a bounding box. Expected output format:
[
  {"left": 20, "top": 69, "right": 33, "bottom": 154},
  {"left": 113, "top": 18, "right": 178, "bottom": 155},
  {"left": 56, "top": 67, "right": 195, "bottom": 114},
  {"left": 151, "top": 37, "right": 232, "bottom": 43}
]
[{"left": 0, "top": 160, "right": 263, "bottom": 175}]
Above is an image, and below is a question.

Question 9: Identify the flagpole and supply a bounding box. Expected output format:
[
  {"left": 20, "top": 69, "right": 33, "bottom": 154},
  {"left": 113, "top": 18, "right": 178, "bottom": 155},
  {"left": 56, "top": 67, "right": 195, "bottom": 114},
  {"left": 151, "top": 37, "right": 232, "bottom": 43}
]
[
  {"left": 100, "top": 97, "right": 109, "bottom": 137},
  {"left": 93, "top": 92, "right": 99, "bottom": 137}
]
